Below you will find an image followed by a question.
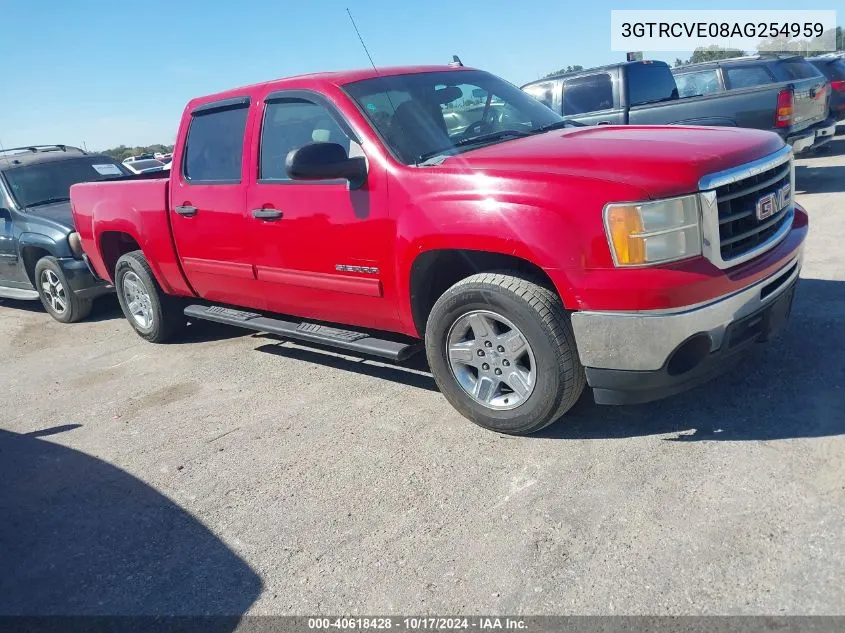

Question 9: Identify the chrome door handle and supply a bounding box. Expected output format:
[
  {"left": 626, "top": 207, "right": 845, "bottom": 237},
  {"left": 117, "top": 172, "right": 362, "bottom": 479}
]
[
  {"left": 175, "top": 205, "right": 198, "bottom": 217},
  {"left": 251, "top": 208, "right": 283, "bottom": 220}
]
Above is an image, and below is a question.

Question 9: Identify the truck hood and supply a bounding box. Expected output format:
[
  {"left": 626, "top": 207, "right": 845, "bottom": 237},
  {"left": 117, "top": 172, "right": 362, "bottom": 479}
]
[
  {"left": 446, "top": 125, "right": 786, "bottom": 198},
  {"left": 24, "top": 200, "right": 75, "bottom": 231}
]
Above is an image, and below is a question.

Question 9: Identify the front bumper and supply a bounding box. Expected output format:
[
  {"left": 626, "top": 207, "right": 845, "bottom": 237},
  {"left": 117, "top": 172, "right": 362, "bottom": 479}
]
[
  {"left": 57, "top": 257, "right": 113, "bottom": 300},
  {"left": 571, "top": 256, "right": 801, "bottom": 405}
]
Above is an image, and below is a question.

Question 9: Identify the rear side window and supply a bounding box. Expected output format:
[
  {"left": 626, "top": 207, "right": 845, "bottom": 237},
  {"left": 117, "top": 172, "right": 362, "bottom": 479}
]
[
  {"left": 183, "top": 102, "right": 249, "bottom": 182},
  {"left": 563, "top": 73, "right": 613, "bottom": 115},
  {"left": 626, "top": 62, "right": 678, "bottom": 106},
  {"left": 779, "top": 60, "right": 823, "bottom": 80},
  {"left": 674, "top": 70, "right": 721, "bottom": 97},
  {"left": 725, "top": 66, "right": 774, "bottom": 89}
]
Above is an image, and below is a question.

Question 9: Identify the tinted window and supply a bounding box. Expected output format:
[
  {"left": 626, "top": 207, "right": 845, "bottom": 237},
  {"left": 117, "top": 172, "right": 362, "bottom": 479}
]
[
  {"left": 3, "top": 157, "right": 129, "bottom": 208},
  {"left": 260, "top": 99, "right": 356, "bottom": 181},
  {"left": 780, "top": 60, "right": 823, "bottom": 80},
  {"left": 725, "top": 66, "right": 774, "bottom": 89},
  {"left": 809, "top": 59, "right": 845, "bottom": 81},
  {"left": 183, "top": 104, "right": 249, "bottom": 182},
  {"left": 626, "top": 63, "right": 678, "bottom": 106},
  {"left": 674, "top": 69, "right": 721, "bottom": 97},
  {"left": 563, "top": 73, "right": 613, "bottom": 114}
]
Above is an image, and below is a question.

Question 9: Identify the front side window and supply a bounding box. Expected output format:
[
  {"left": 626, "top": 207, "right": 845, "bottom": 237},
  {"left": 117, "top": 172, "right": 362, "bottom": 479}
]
[
  {"left": 674, "top": 69, "right": 721, "bottom": 97},
  {"left": 2, "top": 156, "right": 129, "bottom": 209},
  {"left": 183, "top": 104, "right": 249, "bottom": 182},
  {"left": 522, "top": 81, "right": 557, "bottom": 110},
  {"left": 563, "top": 73, "right": 613, "bottom": 114},
  {"left": 343, "top": 70, "right": 563, "bottom": 165},
  {"left": 259, "top": 98, "right": 358, "bottom": 181},
  {"left": 725, "top": 66, "right": 774, "bottom": 89}
]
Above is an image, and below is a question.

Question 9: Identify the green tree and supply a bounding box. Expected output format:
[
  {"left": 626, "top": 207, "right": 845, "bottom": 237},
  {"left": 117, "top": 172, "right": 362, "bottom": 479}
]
[
  {"left": 674, "top": 46, "right": 746, "bottom": 67},
  {"left": 544, "top": 64, "right": 583, "bottom": 78}
]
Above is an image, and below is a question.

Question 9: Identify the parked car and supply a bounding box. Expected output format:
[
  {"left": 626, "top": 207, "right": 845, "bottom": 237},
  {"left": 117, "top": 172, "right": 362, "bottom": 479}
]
[
  {"left": 522, "top": 57, "right": 833, "bottom": 154},
  {"left": 71, "top": 65, "right": 806, "bottom": 435},
  {"left": 123, "top": 159, "right": 166, "bottom": 174},
  {"left": 672, "top": 55, "right": 836, "bottom": 151},
  {"left": 807, "top": 55, "right": 845, "bottom": 121},
  {"left": 123, "top": 153, "right": 156, "bottom": 164},
  {"left": 0, "top": 145, "right": 126, "bottom": 322}
]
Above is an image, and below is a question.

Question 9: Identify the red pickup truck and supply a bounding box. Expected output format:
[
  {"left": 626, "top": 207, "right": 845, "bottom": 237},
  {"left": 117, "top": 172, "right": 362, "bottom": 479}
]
[{"left": 70, "top": 65, "right": 807, "bottom": 435}]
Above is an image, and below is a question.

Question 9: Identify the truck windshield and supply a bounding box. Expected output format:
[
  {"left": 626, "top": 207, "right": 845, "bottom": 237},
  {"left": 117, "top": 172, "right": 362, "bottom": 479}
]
[
  {"left": 343, "top": 70, "right": 564, "bottom": 165},
  {"left": 3, "top": 156, "right": 129, "bottom": 208}
]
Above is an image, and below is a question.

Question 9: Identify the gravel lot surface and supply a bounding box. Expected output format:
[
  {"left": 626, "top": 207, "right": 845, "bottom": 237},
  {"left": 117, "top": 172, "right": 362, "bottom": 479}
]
[{"left": 1, "top": 132, "right": 843, "bottom": 617}]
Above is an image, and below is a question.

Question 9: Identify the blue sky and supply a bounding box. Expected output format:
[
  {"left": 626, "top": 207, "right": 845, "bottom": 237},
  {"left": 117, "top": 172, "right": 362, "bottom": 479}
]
[{"left": 1, "top": 0, "right": 840, "bottom": 150}]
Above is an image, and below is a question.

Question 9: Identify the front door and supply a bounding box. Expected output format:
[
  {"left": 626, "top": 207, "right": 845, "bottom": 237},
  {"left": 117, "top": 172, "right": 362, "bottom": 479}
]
[
  {"left": 244, "top": 91, "right": 394, "bottom": 330},
  {"left": 168, "top": 97, "right": 255, "bottom": 305}
]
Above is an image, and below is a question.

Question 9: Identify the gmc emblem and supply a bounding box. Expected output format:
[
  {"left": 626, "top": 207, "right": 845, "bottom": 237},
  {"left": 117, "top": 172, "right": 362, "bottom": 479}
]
[{"left": 756, "top": 183, "right": 791, "bottom": 221}]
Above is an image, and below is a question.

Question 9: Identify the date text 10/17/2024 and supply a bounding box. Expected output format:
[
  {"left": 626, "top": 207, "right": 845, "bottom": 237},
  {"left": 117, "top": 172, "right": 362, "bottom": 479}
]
[{"left": 308, "top": 617, "right": 528, "bottom": 630}]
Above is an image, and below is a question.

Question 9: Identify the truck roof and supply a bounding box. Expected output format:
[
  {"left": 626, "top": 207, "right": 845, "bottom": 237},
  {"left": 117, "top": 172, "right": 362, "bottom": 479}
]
[
  {"left": 521, "top": 60, "right": 669, "bottom": 88},
  {"left": 187, "top": 65, "right": 474, "bottom": 111},
  {"left": 672, "top": 54, "right": 806, "bottom": 72},
  {"left": 0, "top": 145, "right": 103, "bottom": 170}
]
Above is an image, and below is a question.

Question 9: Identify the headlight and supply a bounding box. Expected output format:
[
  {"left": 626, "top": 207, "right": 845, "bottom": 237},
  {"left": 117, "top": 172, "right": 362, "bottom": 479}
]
[
  {"left": 603, "top": 194, "right": 701, "bottom": 266},
  {"left": 67, "top": 231, "right": 83, "bottom": 258}
]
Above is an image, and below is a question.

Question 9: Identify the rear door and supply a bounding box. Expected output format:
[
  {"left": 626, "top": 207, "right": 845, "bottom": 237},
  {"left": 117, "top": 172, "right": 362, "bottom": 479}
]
[
  {"left": 169, "top": 97, "right": 254, "bottom": 304},
  {"left": 769, "top": 59, "right": 829, "bottom": 131}
]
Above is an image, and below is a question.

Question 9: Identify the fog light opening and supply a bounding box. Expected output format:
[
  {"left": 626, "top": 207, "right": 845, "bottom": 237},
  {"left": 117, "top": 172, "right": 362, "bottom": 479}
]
[{"left": 666, "top": 333, "right": 712, "bottom": 376}]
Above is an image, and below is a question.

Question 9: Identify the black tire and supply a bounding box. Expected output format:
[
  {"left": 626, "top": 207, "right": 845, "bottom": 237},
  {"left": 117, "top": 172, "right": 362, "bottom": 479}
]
[
  {"left": 34, "top": 256, "right": 93, "bottom": 324},
  {"left": 425, "top": 272, "right": 585, "bottom": 435},
  {"left": 114, "top": 250, "right": 185, "bottom": 343}
]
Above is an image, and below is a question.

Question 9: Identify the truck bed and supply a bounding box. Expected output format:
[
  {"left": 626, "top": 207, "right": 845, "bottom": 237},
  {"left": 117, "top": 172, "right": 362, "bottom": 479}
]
[{"left": 70, "top": 177, "right": 193, "bottom": 296}]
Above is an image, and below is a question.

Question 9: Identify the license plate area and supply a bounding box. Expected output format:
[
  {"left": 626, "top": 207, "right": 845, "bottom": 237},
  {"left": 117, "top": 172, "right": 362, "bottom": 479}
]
[{"left": 726, "top": 281, "right": 796, "bottom": 349}]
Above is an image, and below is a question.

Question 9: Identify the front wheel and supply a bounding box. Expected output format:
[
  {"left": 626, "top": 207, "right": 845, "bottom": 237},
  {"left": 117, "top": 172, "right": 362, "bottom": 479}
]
[
  {"left": 34, "top": 256, "right": 93, "bottom": 323},
  {"left": 114, "top": 250, "right": 185, "bottom": 343},
  {"left": 425, "top": 272, "right": 585, "bottom": 435}
]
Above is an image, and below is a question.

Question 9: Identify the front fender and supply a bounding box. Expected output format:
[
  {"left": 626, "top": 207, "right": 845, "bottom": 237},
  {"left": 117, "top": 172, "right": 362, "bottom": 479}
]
[{"left": 19, "top": 232, "right": 69, "bottom": 259}]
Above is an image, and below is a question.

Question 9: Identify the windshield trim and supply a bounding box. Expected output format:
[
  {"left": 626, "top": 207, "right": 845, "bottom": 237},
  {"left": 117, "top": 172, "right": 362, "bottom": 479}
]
[{"left": 340, "top": 69, "right": 566, "bottom": 167}]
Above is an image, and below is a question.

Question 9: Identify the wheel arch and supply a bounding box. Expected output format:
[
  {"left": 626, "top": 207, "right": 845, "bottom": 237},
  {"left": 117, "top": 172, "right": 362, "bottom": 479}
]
[{"left": 407, "top": 248, "right": 571, "bottom": 338}]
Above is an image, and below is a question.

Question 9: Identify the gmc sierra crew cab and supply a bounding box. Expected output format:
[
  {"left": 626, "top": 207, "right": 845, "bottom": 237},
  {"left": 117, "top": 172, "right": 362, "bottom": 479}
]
[{"left": 70, "top": 65, "right": 807, "bottom": 435}]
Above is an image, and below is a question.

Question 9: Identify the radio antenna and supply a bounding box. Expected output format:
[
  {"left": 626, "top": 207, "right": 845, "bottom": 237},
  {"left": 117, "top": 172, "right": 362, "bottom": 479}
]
[
  {"left": 346, "top": 8, "right": 379, "bottom": 75},
  {"left": 0, "top": 136, "right": 13, "bottom": 169}
]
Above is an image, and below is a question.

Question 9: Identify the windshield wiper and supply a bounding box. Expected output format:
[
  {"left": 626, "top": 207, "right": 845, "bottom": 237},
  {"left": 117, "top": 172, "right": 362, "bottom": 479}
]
[
  {"left": 417, "top": 130, "right": 532, "bottom": 164},
  {"left": 532, "top": 119, "right": 586, "bottom": 134},
  {"left": 27, "top": 197, "right": 70, "bottom": 207}
]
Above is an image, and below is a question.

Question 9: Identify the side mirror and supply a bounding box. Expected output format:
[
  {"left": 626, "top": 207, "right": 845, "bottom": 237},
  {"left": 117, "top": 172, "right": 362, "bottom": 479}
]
[{"left": 285, "top": 142, "right": 367, "bottom": 189}]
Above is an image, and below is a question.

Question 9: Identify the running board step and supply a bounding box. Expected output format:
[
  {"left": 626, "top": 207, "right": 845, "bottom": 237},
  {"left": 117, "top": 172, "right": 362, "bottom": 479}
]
[{"left": 184, "top": 304, "right": 420, "bottom": 362}]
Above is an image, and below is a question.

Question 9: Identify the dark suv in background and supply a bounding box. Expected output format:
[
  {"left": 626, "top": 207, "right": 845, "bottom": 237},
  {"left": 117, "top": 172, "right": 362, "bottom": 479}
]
[
  {"left": 0, "top": 145, "right": 129, "bottom": 322},
  {"left": 672, "top": 55, "right": 836, "bottom": 151},
  {"left": 807, "top": 54, "right": 845, "bottom": 122}
]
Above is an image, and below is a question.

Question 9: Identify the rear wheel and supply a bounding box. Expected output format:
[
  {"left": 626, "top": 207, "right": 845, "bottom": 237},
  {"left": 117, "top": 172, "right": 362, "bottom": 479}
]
[
  {"left": 114, "top": 250, "right": 185, "bottom": 343},
  {"left": 34, "top": 256, "right": 93, "bottom": 324},
  {"left": 425, "top": 272, "right": 585, "bottom": 435}
]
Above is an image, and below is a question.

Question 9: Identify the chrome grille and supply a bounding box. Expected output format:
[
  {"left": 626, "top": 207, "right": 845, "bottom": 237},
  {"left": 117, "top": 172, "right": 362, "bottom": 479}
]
[
  {"left": 715, "top": 161, "right": 792, "bottom": 261},
  {"left": 698, "top": 146, "right": 795, "bottom": 270}
]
